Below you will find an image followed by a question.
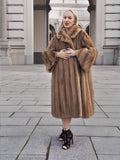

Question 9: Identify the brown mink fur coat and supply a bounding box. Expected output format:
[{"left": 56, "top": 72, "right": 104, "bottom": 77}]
[{"left": 42, "top": 25, "right": 98, "bottom": 119}]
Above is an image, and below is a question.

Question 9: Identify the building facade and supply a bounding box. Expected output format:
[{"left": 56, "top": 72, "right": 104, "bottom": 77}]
[
  {"left": 0, "top": 0, "right": 120, "bottom": 65},
  {"left": 0, "top": 0, "right": 50, "bottom": 65}
]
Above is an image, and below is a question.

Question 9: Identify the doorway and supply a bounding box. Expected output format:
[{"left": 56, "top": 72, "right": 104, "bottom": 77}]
[{"left": 33, "top": 0, "right": 50, "bottom": 64}]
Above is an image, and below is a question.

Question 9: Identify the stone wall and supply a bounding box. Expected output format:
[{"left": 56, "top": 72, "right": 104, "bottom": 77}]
[
  {"left": 104, "top": 0, "right": 120, "bottom": 46},
  {"left": 7, "top": 0, "right": 26, "bottom": 64},
  {"left": 103, "top": 0, "right": 120, "bottom": 64}
]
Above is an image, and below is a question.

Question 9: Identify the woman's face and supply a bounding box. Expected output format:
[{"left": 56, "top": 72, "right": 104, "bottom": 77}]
[{"left": 63, "top": 11, "right": 75, "bottom": 29}]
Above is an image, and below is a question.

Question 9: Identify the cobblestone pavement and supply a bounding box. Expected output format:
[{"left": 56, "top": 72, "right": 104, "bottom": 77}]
[{"left": 0, "top": 65, "right": 120, "bottom": 160}]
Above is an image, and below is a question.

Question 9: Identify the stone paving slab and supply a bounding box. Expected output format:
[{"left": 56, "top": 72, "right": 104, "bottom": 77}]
[
  {"left": 9, "top": 97, "right": 36, "bottom": 101},
  {"left": 18, "top": 155, "right": 46, "bottom": 160},
  {"left": 18, "top": 106, "right": 51, "bottom": 112},
  {"left": 84, "top": 118, "right": 120, "bottom": 126},
  {"left": 1, "top": 88, "right": 24, "bottom": 91},
  {"left": 33, "top": 126, "right": 120, "bottom": 137},
  {"left": 0, "top": 118, "right": 29, "bottom": 125},
  {"left": 35, "top": 97, "right": 51, "bottom": 100},
  {"left": 95, "top": 95, "right": 120, "bottom": 98},
  {"left": 97, "top": 155, "right": 120, "bottom": 160},
  {"left": 22, "top": 89, "right": 51, "bottom": 92},
  {"left": 12, "top": 112, "right": 52, "bottom": 118},
  {"left": 0, "top": 126, "right": 34, "bottom": 137},
  {"left": 0, "top": 155, "right": 46, "bottom": 160},
  {"left": 48, "top": 136, "right": 97, "bottom": 160},
  {"left": 10, "top": 112, "right": 107, "bottom": 118},
  {"left": 20, "top": 133, "right": 51, "bottom": 155},
  {"left": 94, "top": 105, "right": 103, "bottom": 112},
  {"left": 0, "top": 155, "right": 17, "bottom": 160},
  {"left": 100, "top": 106, "right": 120, "bottom": 112},
  {"left": 19, "top": 92, "right": 49, "bottom": 96},
  {"left": 31, "top": 126, "right": 61, "bottom": 137},
  {"left": 106, "top": 112, "right": 120, "bottom": 118},
  {"left": 0, "top": 137, "right": 28, "bottom": 154},
  {"left": 92, "top": 112, "right": 108, "bottom": 118},
  {"left": 5, "top": 95, "right": 40, "bottom": 98},
  {"left": 38, "top": 117, "right": 84, "bottom": 126},
  {"left": 28, "top": 118, "right": 41, "bottom": 125},
  {"left": 72, "top": 126, "right": 120, "bottom": 137},
  {"left": 1, "top": 92, "right": 23, "bottom": 95},
  {"left": 24, "top": 88, "right": 51, "bottom": 92},
  {"left": 36, "top": 101, "right": 51, "bottom": 105},
  {"left": 12, "top": 105, "right": 103, "bottom": 113},
  {"left": 0, "top": 112, "right": 12, "bottom": 117},
  {"left": 91, "top": 137, "right": 120, "bottom": 154},
  {"left": 95, "top": 97, "right": 120, "bottom": 100},
  {"left": 19, "top": 101, "right": 38, "bottom": 105},
  {"left": 0, "top": 106, "right": 21, "bottom": 112},
  {"left": 0, "top": 97, "right": 10, "bottom": 101},
  {"left": 96, "top": 101, "right": 120, "bottom": 105}
]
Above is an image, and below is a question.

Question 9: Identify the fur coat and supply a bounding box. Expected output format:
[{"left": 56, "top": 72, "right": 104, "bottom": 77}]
[{"left": 42, "top": 25, "right": 98, "bottom": 119}]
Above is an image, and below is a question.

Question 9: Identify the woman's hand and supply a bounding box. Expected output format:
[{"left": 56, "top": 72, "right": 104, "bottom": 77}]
[
  {"left": 56, "top": 48, "right": 89, "bottom": 60},
  {"left": 63, "top": 48, "right": 76, "bottom": 57},
  {"left": 56, "top": 48, "right": 77, "bottom": 60},
  {"left": 56, "top": 49, "right": 71, "bottom": 60}
]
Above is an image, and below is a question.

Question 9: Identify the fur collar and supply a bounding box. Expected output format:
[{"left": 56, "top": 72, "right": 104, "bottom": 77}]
[{"left": 56, "top": 25, "right": 82, "bottom": 49}]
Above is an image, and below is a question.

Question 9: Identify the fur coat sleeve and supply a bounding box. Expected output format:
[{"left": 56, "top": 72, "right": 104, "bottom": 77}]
[
  {"left": 42, "top": 36, "right": 59, "bottom": 73},
  {"left": 75, "top": 30, "right": 98, "bottom": 72}
]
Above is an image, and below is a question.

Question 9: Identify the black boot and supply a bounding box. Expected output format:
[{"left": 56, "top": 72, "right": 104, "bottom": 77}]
[
  {"left": 58, "top": 129, "right": 65, "bottom": 141},
  {"left": 62, "top": 129, "right": 73, "bottom": 150}
]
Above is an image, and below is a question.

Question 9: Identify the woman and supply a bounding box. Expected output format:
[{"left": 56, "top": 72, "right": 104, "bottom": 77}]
[{"left": 42, "top": 10, "right": 98, "bottom": 150}]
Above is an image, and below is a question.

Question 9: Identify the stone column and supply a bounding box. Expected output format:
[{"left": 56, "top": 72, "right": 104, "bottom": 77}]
[
  {"left": 88, "top": 3, "right": 96, "bottom": 44},
  {"left": 95, "top": 0, "right": 105, "bottom": 64},
  {"left": 88, "top": 0, "right": 98, "bottom": 64},
  {"left": 88, "top": 0, "right": 105, "bottom": 64},
  {"left": 0, "top": 0, "right": 10, "bottom": 65},
  {"left": 24, "top": 0, "right": 34, "bottom": 64}
]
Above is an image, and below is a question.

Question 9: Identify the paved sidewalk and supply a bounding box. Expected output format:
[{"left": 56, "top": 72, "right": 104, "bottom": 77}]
[{"left": 0, "top": 65, "right": 120, "bottom": 160}]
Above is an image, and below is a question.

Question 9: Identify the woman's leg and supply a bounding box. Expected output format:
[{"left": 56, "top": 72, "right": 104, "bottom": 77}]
[{"left": 61, "top": 118, "right": 72, "bottom": 130}]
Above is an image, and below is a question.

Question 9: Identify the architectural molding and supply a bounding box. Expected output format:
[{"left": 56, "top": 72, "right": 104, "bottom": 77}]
[
  {"left": 87, "top": 5, "right": 96, "bottom": 12},
  {"left": 95, "top": 0, "right": 105, "bottom": 64},
  {"left": 24, "top": 0, "right": 34, "bottom": 64},
  {"left": 34, "top": 4, "right": 51, "bottom": 11},
  {"left": 34, "top": 0, "right": 51, "bottom": 12},
  {"left": 50, "top": 3, "right": 88, "bottom": 8},
  {"left": 0, "top": 0, "right": 11, "bottom": 65},
  {"left": 87, "top": 0, "right": 96, "bottom": 12}
]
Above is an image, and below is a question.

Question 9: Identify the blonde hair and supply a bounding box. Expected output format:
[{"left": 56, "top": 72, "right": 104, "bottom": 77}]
[{"left": 59, "top": 10, "right": 78, "bottom": 30}]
